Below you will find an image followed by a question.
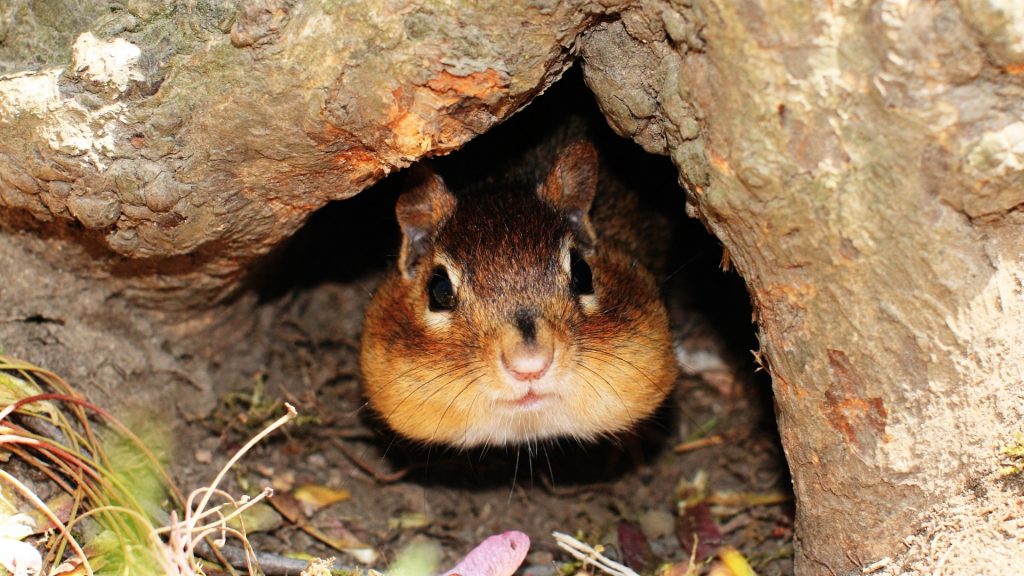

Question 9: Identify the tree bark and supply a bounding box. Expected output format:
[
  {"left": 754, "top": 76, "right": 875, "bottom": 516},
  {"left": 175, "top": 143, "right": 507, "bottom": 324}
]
[
  {"left": 3, "top": 1, "right": 1024, "bottom": 574},
  {"left": 0, "top": 0, "right": 595, "bottom": 303},
  {"left": 579, "top": 1, "right": 1024, "bottom": 573}
]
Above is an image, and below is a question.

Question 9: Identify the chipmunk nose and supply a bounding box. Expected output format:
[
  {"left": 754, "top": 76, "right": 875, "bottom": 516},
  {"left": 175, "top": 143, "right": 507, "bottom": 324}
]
[
  {"left": 502, "top": 342, "right": 553, "bottom": 381},
  {"left": 500, "top": 309, "right": 554, "bottom": 381}
]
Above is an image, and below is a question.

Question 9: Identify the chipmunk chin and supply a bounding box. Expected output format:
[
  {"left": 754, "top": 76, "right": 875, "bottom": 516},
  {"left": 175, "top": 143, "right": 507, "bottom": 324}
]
[
  {"left": 456, "top": 390, "right": 585, "bottom": 447},
  {"left": 456, "top": 409, "right": 577, "bottom": 447}
]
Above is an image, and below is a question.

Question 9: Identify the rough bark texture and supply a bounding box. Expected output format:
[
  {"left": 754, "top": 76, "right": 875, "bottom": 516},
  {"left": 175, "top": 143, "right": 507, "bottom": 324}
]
[
  {"left": 578, "top": 1, "right": 1024, "bottom": 573},
  {"left": 3, "top": 1, "right": 1024, "bottom": 574},
  {"left": 0, "top": 0, "right": 598, "bottom": 303}
]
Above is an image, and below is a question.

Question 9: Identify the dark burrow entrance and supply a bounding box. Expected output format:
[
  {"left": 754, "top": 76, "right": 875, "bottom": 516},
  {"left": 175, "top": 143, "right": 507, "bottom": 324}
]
[{"left": 221, "top": 67, "right": 794, "bottom": 574}]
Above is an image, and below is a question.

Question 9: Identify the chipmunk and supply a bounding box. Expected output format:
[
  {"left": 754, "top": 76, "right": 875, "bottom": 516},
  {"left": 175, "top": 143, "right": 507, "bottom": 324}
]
[{"left": 360, "top": 141, "right": 677, "bottom": 447}]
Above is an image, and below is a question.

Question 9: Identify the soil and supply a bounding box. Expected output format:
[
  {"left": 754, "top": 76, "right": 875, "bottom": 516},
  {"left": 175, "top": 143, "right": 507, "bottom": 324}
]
[{"left": 185, "top": 209, "right": 794, "bottom": 576}]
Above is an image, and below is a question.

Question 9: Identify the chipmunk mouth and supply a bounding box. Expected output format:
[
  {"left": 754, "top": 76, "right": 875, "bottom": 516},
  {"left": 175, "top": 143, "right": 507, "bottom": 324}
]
[{"left": 501, "top": 390, "right": 550, "bottom": 409}]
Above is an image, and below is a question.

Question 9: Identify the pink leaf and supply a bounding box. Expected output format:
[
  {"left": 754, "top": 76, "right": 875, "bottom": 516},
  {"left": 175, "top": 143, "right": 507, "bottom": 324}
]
[{"left": 442, "top": 531, "right": 530, "bottom": 576}]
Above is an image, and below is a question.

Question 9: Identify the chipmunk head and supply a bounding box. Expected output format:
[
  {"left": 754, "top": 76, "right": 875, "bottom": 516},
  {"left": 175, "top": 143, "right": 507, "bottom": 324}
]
[{"left": 360, "top": 142, "right": 676, "bottom": 447}]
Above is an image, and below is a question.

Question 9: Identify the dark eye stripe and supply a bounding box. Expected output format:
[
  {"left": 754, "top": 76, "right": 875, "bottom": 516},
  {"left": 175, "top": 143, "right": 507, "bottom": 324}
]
[
  {"left": 569, "top": 249, "right": 593, "bottom": 296},
  {"left": 427, "top": 266, "right": 457, "bottom": 311}
]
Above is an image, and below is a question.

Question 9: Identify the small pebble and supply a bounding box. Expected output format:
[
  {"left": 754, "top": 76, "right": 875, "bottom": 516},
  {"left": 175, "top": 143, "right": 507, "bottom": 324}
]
[
  {"left": 639, "top": 509, "right": 676, "bottom": 540},
  {"left": 525, "top": 550, "right": 553, "bottom": 565},
  {"left": 521, "top": 564, "right": 558, "bottom": 576}
]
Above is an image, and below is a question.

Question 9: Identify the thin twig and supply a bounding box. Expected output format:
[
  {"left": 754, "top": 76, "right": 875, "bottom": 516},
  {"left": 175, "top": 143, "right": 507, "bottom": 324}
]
[
  {"left": 553, "top": 532, "right": 639, "bottom": 576},
  {"left": 194, "top": 540, "right": 361, "bottom": 576},
  {"left": 673, "top": 435, "right": 725, "bottom": 454},
  {"left": 331, "top": 437, "right": 409, "bottom": 483}
]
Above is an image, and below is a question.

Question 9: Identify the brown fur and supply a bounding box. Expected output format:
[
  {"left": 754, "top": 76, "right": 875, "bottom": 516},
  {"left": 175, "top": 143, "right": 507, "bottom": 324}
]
[{"left": 360, "top": 142, "right": 677, "bottom": 447}]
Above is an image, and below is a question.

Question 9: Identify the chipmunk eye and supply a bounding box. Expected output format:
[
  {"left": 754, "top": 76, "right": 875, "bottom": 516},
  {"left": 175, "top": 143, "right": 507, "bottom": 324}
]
[
  {"left": 427, "top": 266, "right": 457, "bottom": 311},
  {"left": 569, "top": 249, "right": 594, "bottom": 296}
]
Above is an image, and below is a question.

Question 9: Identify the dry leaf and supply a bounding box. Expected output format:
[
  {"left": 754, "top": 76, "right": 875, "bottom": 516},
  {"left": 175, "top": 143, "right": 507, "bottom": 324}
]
[
  {"left": 718, "top": 547, "right": 755, "bottom": 576},
  {"left": 49, "top": 558, "right": 87, "bottom": 576},
  {"left": 442, "top": 531, "right": 530, "bottom": 576},
  {"left": 676, "top": 503, "right": 722, "bottom": 562},
  {"left": 313, "top": 519, "right": 378, "bottom": 565},
  {"left": 617, "top": 520, "right": 652, "bottom": 572},
  {"left": 293, "top": 484, "right": 351, "bottom": 511},
  {"left": 0, "top": 514, "right": 40, "bottom": 576},
  {"left": 226, "top": 501, "right": 284, "bottom": 533},
  {"left": 0, "top": 372, "right": 57, "bottom": 422},
  {"left": 388, "top": 512, "right": 431, "bottom": 530}
]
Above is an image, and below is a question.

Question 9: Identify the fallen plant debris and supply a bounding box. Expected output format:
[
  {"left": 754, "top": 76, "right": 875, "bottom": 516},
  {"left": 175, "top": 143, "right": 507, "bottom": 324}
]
[
  {"left": 0, "top": 356, "right": 173, "bottom": 575},
  {"left": 676, "top": 503, "right": 723, "bottom": 563},
  {"left": 0, "top": 354, "right": 354, "bottom": 575},
  {"left": 617, "top": 519, "right": 653, "bottom": 572},
  {"left": 554, "top": 531, "right": 640, "bottom": 576},
  {"left": 0, "top": 355, "right": 568, "bottom": 576},
  {"left": 441, "top": 531, "right": 530, "bottom": 576},
  {"left": 0, "top": 293, "right": 795, "bottom": 576},
  {"left": 0, "top": 498, "right": 41, "bottom": 575}
]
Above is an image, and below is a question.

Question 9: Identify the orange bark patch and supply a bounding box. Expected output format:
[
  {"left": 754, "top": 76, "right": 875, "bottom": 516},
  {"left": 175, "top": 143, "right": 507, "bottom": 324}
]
[
  {"left": 380, "top": 70, "right": 510, "bottom": 159},
  {"left": 824, "top": 349, "right": 888, "bottom": 455},
  {"left": 384, "top": 84, "right": 461, "bottom": 156},
  {"left": 758, "top": 281, "right": 815, "bottom": 327},
  {"left": 310, "top": 121, "right": 358, "bottom": 146},
  {"left": 426, "top": 69, "right": 507, "bottom": 100},
  {"left": 709, "top": 152, "right": 733, "bottom": 176},
  {"left": 332, "top": 146, "right": 378, "bottom": 170},
  {"left": 1006, "top": 63, "right": 1024, "bottom": 75}
]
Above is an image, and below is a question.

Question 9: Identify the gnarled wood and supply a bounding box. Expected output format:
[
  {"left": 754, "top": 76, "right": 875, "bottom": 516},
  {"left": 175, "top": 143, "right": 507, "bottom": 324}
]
[
  {"left": 0, "top": 0, "right": 598, "bottom": 303},
  {"left": 579, "top": 1, "right": 1024, "bottom": 572}
]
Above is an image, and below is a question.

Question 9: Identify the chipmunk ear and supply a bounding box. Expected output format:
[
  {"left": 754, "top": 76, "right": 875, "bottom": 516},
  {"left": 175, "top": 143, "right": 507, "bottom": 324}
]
[
  {"left": 396, "top": 163, "right": 457, "bottom": 279},
  {"left": 539, "top": 141, "right": 598, "bottom": 253}
]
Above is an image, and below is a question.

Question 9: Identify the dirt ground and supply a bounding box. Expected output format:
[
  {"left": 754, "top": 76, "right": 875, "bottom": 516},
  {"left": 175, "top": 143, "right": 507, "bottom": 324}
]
[
  {"left": 0, "top": 74, "right": 795, "bottom": 575},
  {"left": 184, "top": 216, "right": 794, "bottom": 575},
  {"left": 171, "top": 112, "right": 796, "bottom": 572}
]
